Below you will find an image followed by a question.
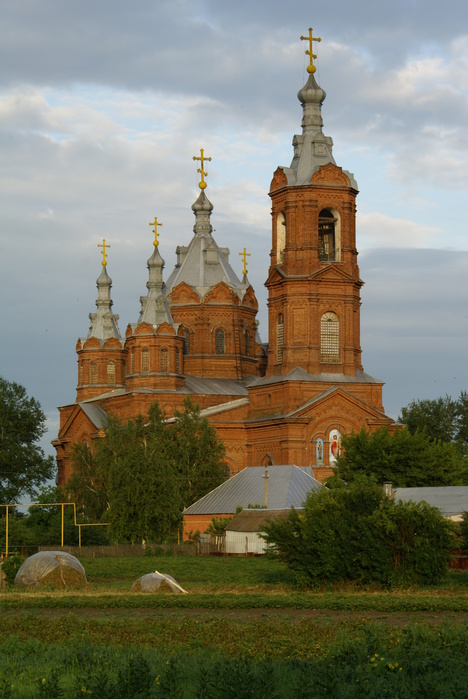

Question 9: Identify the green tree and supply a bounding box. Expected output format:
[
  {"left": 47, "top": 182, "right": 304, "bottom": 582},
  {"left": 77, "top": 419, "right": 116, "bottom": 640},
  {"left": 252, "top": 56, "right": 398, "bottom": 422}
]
[
  {"left": 337, "top": 426, "right": 467, "bottom": 487},
  {"left": 263, "top": 478, "right": 457, "bottom": 587},
  {"left": 0, "top": 376, "right": 54, "bottom": 503},
  {"left": 168, "top": 397, "right": 226, "bottom": 509},
  {"left": 399, "top": 392, "right": 468, "bottom": 455},
  {"left": 68, "top": 400, "right": 226, "bottom": 542}
]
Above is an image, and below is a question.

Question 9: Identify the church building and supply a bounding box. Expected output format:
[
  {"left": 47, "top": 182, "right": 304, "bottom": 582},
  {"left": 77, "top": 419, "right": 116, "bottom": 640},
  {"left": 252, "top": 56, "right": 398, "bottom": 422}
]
[{"left": 53, "top": 30, "right": 394, "bottom": 488}]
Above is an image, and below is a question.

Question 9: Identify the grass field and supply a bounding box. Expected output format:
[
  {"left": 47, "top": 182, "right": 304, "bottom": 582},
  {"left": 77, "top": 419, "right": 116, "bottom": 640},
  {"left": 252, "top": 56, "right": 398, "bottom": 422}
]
[{"left": 1, "top": 556, "right": 468, "bottom": 697}]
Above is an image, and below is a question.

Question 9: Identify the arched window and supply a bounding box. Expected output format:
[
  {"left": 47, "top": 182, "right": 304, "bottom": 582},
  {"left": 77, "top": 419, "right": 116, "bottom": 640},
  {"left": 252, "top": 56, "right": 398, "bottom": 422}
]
[
  {"left": 276, "top": 211, "right": 286, "bottom": 263},
  {"left": 321, "top": 312, "right": 340, "bottom": 362},
  {"left": 277, "top": 314, "right": 284, "bottom": 364},
  {"left": 244, "top": 328, "right": 251, "bottom": 356},
  {"left": 130, "top": 349, "right": 135, "bottom": 374},
  {"left": 318, "top": 209, "right": 338, "bottom": 261},
  {"left": 215, "top": 328, "right": 225, "bottom": 355},
  {"left": 183, "top": 329, "right": 190, "bottom": 355},
  {"left": 90, "top": 362, "right": 98, "bottom": 384},
  {"left": 141, "top": 348, "right": 150, "bottom": 373},
  {"left": 160, "top": 348, "right": 168, "bottom": 373},
  {"left": 106, "top": 361, "right": 115, "bottom": 384}
]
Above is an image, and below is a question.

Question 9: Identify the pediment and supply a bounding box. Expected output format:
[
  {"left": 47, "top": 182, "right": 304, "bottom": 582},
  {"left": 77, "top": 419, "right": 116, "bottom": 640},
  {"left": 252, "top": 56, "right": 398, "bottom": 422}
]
[
  {"left": 265, "top": 266, "right": 286, "bottom": 286},
  {"left": 83, "top": 337, "right": 101, "bottom": 350},
  {"left": 169, "top": 282, "right": 202, "bottom": 305},
  {"left": 204, "top": 281, "right": 238, "bottom": 305},
  {"left": 270, "top": 167, "right": 288, "bottom": 192},
  {"left": 133, "top": 322, "right": 154, "bottom": 336},
  {"left": 241, "top": 285, "right": 258, "bottom": 310},
  {"left": 310, "top": 163, "right": 351, "bottom": 186},
  {"left": 155, "top": 322, "right": 176, "bottom": 336},
  {"left": 103, "top": 337, "right": 123, "bottom": 349},
  {"left": 308, "top": 264, "right": 357, "bottom": 284},
  {"left": 58, "top": 402, "right": 107, "bottom": 441},
  {"left": 288, "top": 386, "right": 391, "bottom": 430}
]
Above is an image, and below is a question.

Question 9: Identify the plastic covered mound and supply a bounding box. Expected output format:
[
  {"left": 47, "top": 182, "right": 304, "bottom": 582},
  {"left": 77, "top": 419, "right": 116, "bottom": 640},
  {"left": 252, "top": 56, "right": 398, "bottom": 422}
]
[
  {"left": 14, "top": 551, "right": 87, "bottom": 589},
  {"left": 131, "top": 571, "right": 187, "bottom": 594}
]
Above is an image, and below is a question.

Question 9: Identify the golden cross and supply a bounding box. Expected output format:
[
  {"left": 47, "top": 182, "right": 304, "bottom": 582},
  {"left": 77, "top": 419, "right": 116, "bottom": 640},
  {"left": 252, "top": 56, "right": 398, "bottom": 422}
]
[
  {"left": 193, "top": 148, "right": 212, "bottom": 190},
  {"left": 149, "top": 216, "right": 163, "bottom": 247},
  {"left": 239, "top": 247, "right": 251, "bottom": 275},
  {"left": 98, "top": 239, "right": 110, "bottom": 266},
  {"left": 300, "top": 27, "right": 321, "bottom": 74}
]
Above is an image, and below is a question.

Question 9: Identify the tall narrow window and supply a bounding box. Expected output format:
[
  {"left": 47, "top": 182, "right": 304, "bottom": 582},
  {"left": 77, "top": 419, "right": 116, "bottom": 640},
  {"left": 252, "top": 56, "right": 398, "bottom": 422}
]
[
  {"left": 90, "top": 362, "right": 98, "bottom": 384},
  {"left": 244, "top": 328, "right": 251, "bottom": 357},
  {"left": 141, "top": 348, "right": 150, "bottom": 373},
  {"left": 321, "top": 312, "right": 340, "bottom": 362},
  {"left": 79, "top": 362, "right": 83, "bottom": 385},
  {"left": 160, "top": 348, "right": 168, "bottom": 373},
  {"left": 215, "top": 328, "right": 225, "bottom": 354},
  {"left": 277, "top": 314, "right": 284, "bottom": 364},
  {"left": 276, "top": 211, "right": 286, "bottom": 263},
  {"left": 106, "top": 361, "right": 115, "bottom": 384},
  {"left": 130, "top": 349, "right": 135, "bottom": 374},
  {"left": 318, "top": 209, "right": 337, "bottom": 261},
  {"left": 183, "top": 329, "right": 190, "bottom": 355},
  {"left": 175, "top": 348, "right": 180, "bottom": 374}
]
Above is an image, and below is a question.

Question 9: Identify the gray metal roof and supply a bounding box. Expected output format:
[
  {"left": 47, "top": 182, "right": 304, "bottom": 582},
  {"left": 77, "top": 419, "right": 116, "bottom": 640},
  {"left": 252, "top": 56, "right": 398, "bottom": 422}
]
[
  {"left": 83, "top": 265, "right": 122, "bottom": 343},
  {"left": 254, "top": 367, "right": 382, "bottom": 387},
  {"left": 184, "top": 465, "right": 322, "bottom": 515},
  {"left": 394, "top": 487, "right": 468, "bottom": 518},
  {"left": 79, "top": 403, "right": 108, "bottom": 429}
]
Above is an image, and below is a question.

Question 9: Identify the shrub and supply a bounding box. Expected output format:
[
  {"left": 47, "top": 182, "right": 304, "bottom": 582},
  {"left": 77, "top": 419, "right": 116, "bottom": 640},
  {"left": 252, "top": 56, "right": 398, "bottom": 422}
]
[
  {"left": 1, "top": 554, "right": 25, "bottom": 586},
  {"left": 263, "top": 478, "right": 457, "bottom": 588}
]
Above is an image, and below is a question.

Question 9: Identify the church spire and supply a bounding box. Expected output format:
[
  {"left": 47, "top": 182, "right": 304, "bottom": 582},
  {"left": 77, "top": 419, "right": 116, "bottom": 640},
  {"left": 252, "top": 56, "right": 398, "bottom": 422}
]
[
  {"left": 87, "top": 239, "right": 121, "bottom": 341},
  {"left": 137, "top": 217, "right": 173, "bottom": 326}
]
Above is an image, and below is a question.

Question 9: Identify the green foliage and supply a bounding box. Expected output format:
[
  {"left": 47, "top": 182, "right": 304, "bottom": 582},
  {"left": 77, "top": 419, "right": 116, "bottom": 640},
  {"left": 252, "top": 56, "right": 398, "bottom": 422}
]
[
  {"left": 206, "top": 516, "right": 233, "bottom": 539},
  {"left": 68, "top": 399, "right": 226, "bottom": 543},
  {"left": 0, "top": 376, "right": 54, "bottom": 503},
  {"left": 1, "top": 554, "right": 25, "bottom": 585},
  {"left": 263, "top": 478, "right": 457, "bottom": 588},
  {"left": 399, "top": 391, "right": 468, "bottom": 455},
  {"left": 337, "top": 425, "right": 467, "bottom": 486}
]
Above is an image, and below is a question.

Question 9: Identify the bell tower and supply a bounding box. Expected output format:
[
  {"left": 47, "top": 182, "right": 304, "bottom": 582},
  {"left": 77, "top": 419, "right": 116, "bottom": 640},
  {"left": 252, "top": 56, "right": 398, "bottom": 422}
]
[{"left": 266, "top": 28, "right": 362, "bottom": 379}]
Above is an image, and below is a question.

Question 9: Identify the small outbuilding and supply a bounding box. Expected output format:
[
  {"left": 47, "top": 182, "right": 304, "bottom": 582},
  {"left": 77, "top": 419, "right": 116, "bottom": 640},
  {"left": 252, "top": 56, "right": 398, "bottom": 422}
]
[{"left": 224, "top": 508, "right": 293, "bottom": 555}]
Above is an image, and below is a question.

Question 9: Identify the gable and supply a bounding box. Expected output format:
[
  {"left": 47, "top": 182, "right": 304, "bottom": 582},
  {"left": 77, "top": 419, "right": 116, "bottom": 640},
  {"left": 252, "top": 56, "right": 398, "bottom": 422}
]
[
  {"left": 310, "top": 163, "right": 351, "bottom": 186},
  {"left": 204, "top": 281, "right": 238, "bottom": 305},
  {"left": 169, "top": 282, "right": 202, "bottom": 305}
]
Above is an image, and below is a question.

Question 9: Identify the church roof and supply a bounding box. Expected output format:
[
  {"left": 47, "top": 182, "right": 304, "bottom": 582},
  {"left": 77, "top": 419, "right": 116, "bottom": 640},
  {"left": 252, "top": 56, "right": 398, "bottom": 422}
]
[
  {"left": 184, "top": 465, "right": 322, "bottom": 515},
  {"left": 136, "top": 244, "right": 173, "bottom": 327},
  {"left": 165, "top": 190, "right": 246, "bottom": 299},
  {"left": 254, "top": 367, "right": 383, "bottom": 386},
  {"left": 84, "top": 264, "right": 122, "bottom": 343}
]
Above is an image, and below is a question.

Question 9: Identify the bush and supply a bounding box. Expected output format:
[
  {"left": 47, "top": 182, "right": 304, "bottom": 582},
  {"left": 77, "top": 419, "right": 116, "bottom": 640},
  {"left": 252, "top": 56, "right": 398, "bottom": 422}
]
[
  {"left": 263, "top": 478, "right": 457, "bottom": 588},
  {"left": 1, "top": 554, "right": 25, "bottom": 586}
]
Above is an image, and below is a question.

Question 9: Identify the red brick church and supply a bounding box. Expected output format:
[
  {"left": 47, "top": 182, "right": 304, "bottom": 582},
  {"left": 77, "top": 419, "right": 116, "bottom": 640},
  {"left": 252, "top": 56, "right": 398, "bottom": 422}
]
[{"left": 53, "top": 31, "right": 393, "bottom": 487}]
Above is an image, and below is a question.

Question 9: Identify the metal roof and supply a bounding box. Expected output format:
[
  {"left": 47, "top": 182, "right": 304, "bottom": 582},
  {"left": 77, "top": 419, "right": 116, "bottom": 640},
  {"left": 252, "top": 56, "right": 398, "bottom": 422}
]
[
  {"left": 394, "top": 487, "right": 468, "bottom": 518},
  {"left": 79, "top": 403, "right": 108, "bottom": 429},
  {"left": 184, "top": 465, "right": 322, "bottom": 515}
]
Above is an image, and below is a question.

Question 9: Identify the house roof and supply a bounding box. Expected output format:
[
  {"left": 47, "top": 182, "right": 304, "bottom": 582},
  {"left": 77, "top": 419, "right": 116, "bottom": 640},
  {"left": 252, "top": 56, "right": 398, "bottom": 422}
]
[
  {"left": 184, "top": 465, "right": 322, "bottom": 515},
  {"left": 225, "top": 508, "right": 293, "bottom": 533},
  {"left": 394, "top": 487, "right": 468, "bottom": 518}
]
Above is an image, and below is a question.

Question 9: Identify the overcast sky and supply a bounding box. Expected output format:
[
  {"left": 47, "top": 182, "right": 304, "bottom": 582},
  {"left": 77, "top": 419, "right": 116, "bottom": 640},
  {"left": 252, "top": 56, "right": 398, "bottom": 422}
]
[{"left": 1, "top": 0, "right": 467, "bottom": 459}]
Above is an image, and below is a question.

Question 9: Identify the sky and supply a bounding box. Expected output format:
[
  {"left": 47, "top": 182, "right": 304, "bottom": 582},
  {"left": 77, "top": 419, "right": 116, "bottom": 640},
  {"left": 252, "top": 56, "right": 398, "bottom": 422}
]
[{"left": 1, "top": 0, "right": 467, "bottom": 461}]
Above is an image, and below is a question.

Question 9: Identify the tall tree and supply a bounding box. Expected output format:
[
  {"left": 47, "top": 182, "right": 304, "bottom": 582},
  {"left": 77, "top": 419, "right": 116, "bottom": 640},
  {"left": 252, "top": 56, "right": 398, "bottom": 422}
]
[
  {"left": 0, "top": 376, "right": 54, "bottom": 503},
  {"left": 399, "top": 392, "right": 468, "bottom": 455},
  {"left": 67, "top": 400, "right": 226, "bottom": 541},
  {"left": 337, "top": 426, "right": 467, "bottom": 487},
  {"left": 168, "top": 397, "right": 226, "bottom": 509}
]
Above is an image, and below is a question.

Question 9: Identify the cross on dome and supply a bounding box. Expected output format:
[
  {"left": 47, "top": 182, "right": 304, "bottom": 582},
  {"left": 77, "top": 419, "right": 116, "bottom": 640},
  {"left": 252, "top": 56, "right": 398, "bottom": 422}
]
[
  {"left": 300, "top": 27, "right": 321, "bottom": 74},
  {"left": 239, "top": 247, "right": 251, "bottom": 275},
  {"left": 149, "top": 216, "right": 163, "bottom": 246},
  {"left": 193, "top": 148, "right": 212, "bottom": 190},
  {"left": 98, "top": 239, "right": 110, "bottom": 266}
]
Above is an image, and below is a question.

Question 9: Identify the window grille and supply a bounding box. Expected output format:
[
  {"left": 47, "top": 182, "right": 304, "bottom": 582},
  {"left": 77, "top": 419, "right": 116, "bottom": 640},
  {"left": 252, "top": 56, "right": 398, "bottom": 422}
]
[
  {"left": 160, "top": 348, "right": 168, "bottom": 373},
  {"left": 107, "top": 361, "right": 115, "bottom": 384},
  {"left": 215, "top": 328, "right": 225, "bottom": 354},
  {"left": 318, "top": 209, "right": 337, "bottom": 262},
  {"left": 321, "top": 312, "right": 340, "bottom": 362},
  {"left": 183, "top": 329, "right": 190, "bottom": 355},
  {"left": 141, "top": 348, "right": 150, "bottom": 373},
  {"left": 277, "top": 314, "right": 284, "bottom": 364},
  {"left": 90, "top": 362, "right": 98, "bottom": 384},
  {"left": 175, "top": 348, "right": 180, "bottom": 374}
]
